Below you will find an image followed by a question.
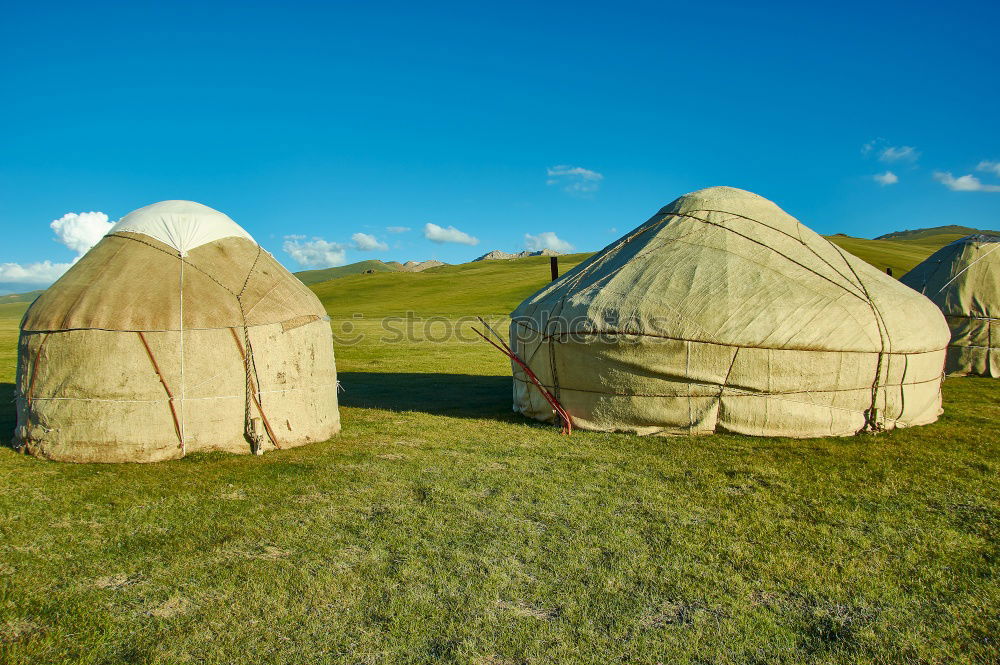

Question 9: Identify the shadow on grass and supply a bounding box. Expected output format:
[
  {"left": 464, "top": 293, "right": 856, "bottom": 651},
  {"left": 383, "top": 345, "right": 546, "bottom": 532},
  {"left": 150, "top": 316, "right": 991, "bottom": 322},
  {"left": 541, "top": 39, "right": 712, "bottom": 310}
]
[
  {"left": 338, "top": 372, "right": 514, "bottom": 419},
  {"left": 0, "top": 382, "right": 15, "bottom": 449}
]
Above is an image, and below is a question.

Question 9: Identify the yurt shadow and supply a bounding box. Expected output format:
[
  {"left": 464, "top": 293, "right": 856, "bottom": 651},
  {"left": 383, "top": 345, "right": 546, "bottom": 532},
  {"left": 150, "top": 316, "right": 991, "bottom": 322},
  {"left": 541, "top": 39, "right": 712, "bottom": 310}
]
[
  {"left": 337, "top": 372, "right": 512, "bottom": 419},
  {"left": 0, "top": 383, "right": 14, "bottom": 449}
]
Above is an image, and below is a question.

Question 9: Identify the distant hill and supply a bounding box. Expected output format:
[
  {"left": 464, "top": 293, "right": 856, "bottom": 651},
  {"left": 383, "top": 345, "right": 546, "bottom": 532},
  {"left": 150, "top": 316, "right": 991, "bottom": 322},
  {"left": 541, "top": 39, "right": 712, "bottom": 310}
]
[
  {"left": 294, "top": 260, "right": 401, "bottom": 285},
  {"left": 474, "top": 249, "right": 563, "bottom": 261},
  {"left": 295, "top": 259, "right": 446, "bottom": 285},
  {"left": 823, "top": 226, "right": 994, "bottom": 276},
  {"left": 0, "top": 289, "right": 43, "bottom": 304},
  {"left": 389, "top": 260, "right": 446, "bottom": 273},
  {"left": 311, "top": 253, "right": 594, "bottom": 318},
  {"left": 875, "top": 225, "right": 999, "bottom": 241},
  {"left": 823, "top": 236, "right": 936, "bottom": 276}
]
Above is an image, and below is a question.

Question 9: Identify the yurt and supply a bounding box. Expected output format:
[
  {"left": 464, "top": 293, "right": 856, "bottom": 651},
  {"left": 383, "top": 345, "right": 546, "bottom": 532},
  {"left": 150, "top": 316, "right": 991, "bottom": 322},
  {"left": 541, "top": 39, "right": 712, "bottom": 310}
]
[
  {"left": 14, "top": 200, "right": 340, "bottom": 463},
  {"left": 900, "top": 234, "right": 999, "bottom": 377},
  {"left": 509, "top": 187, "right": 949, "bottom": 438}
]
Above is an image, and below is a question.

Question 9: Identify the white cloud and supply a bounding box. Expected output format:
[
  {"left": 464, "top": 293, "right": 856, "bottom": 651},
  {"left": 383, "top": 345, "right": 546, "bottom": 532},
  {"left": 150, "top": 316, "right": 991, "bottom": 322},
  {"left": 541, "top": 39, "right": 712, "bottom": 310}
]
[
  {"left": 879, "top": 145, "right": 919, "bottom": 163},
  {"left": 282, "top": 235, "right": 348, "bottom": 267},
  {"left": 525, "top": 232, "right": 574, "bottom": 253},
  {"left": 976, "top": 161, "right": 1000, "bottom": 177},
  {"left": 351, "top": 232, "right": 388, "bottom": 251},
  {"left": 933, "top": 171, "right": 1000, "bottom": 193},
  {"left": 873, "top": 171, "right": 899, "bottom": 186},
  {"left": 546, "top": 165, "right": 604, "bottom": 194},
  {"left": 50, "top": 212, "right": 114, "bottom": 254},
  {"left": 0, "top": 260, "right": 74, "bottom": 285},
  {"left": 386, "top": 226, "right": 411, "bottom": 234},
  {"left": 862, "top": 139, "right": 919, "bottom": 164},
  {"left": 423, "top": 222, "right": 479, "bottom": 246},
  {"left": 0, "top": 210, "right": 115, "bottom": 289}
]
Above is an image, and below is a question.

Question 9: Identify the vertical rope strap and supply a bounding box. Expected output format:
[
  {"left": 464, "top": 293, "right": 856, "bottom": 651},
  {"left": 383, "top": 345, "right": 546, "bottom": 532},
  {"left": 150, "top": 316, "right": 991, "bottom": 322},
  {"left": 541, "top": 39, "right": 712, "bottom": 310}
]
[
  {"left": 685, "top": 340, "right": 692, "bottom": 434},
  {"left": 177, "top": 256, "right": 187, "bottom": 453},
  {"left": 835, "top": 250, "right": 891, "bottom": 432},
  {"left": 233, "top": 245, "right": 276, "bottom": 452},
  {"left": 229, "top": 327, "right": 281, "bottom": 449},
  {"left": 137, "top": 331, "right": 184, "bottom": 447},
  {"left": 714, "top": 346, "right": 740, "bottom": 431},
  {"left": 988, "top": 318, "right": 994, "bottom": 377},
  {"left": 25, "top": 333, "right": 50, "bottom": 409}
]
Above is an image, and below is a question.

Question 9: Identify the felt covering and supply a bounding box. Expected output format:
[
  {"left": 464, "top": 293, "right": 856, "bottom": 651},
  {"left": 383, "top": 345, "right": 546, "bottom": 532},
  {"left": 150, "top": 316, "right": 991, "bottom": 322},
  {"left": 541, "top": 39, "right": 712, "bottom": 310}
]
[
  {"left": 901, "top": 234, "right": 1000, "bottom": 377},
  {"left": 14, "top": 201, "right": 340, "bottom": 462},
  {"left": 509, "top": 187, "right": 948, "bottom": 437}
]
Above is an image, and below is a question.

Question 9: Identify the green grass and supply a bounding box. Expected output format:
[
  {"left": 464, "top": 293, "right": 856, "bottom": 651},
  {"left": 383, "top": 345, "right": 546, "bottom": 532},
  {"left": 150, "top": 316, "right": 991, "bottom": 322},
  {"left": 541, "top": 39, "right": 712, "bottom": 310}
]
[
  {"left": 0, "top": 251, "right": 997, "bottom": 664},
  {"left": 823, "top": 230, "right": 979, "bottom": 276},
  {"left": 312, "top": 253, "right": 592, "bottom": 318},
  {"left": 0, "top": 290, "right": 43, "bottom": 304}
]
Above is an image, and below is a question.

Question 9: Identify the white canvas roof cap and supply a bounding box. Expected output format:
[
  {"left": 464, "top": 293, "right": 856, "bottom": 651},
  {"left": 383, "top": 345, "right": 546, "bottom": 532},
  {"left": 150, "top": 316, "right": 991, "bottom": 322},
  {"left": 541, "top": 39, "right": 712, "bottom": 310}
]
[{"left": 108, "top": 200, "right": 256, "bottom": 255}]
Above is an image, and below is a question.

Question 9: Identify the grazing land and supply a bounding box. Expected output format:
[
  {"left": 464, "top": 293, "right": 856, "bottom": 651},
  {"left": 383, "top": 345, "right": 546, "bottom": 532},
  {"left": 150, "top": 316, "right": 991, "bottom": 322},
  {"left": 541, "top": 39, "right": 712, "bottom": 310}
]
[
  {"left": 0, "top": 291, "right": 44, "bottom": 305},
  {"left": 0, "top": 241, "right": 997, "bottom": 664},
  {"left": 824, "top": 231, "right": 972, "bottom": 277}
]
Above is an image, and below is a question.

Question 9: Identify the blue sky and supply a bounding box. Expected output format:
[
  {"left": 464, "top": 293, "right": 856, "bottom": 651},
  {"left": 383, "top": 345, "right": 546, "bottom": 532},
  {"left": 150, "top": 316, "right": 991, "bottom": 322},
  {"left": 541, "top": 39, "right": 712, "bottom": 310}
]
[{"left": 1, "top": 0, "right": 998, "bottom": 292}]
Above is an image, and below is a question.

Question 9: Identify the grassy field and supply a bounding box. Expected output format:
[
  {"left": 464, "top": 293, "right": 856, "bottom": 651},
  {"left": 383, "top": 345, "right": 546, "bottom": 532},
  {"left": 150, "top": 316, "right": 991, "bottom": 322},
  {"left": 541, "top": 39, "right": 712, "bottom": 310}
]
[
  {"left": 0, "top": 291, "right": 44, "bottom": 305},
  {"left": 0, "top": 251, "right": 997, "bottom": 664},
  {"left": 823, "top": 233, "right": 969, "bottom": 277}
]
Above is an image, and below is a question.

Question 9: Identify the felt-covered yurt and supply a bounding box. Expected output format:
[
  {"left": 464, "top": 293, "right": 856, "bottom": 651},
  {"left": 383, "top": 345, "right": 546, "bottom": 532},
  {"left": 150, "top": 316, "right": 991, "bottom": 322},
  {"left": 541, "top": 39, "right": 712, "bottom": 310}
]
[
  {"left": 901, "top": 234, "right": 1000, "bottom": 377},
  {"left": 14, "top": 200, "right": 340, "bottom": 463},
  {"left": 509, "top": 187, "right": 949, "bottom": 438}
]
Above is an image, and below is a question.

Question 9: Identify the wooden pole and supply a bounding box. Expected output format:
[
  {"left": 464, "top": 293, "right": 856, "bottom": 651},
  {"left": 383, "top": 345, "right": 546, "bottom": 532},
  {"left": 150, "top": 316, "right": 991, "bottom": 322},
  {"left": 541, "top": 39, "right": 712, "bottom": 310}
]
[
  {"left": 550, "top": 256, "right": 559, "bottom": 281},
  {"left": 886, "top": 267, "right": 893, "bottom": 277}
]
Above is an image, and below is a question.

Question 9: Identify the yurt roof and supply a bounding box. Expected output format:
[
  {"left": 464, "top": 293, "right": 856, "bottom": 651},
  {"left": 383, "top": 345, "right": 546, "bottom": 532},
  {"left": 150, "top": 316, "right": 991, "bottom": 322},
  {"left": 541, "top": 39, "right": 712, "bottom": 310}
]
[
  {"left": 512, "top": 186, "right": 949, "bottom": 355},
  {"left": 901, "top": 232, "right": 1000, "bottom": 318},
  {"left": 108, "top": 200, "right": 256, "bottom": 255},
  {"left": 22, "top": 201, "right": 324, "bottom": 332}
]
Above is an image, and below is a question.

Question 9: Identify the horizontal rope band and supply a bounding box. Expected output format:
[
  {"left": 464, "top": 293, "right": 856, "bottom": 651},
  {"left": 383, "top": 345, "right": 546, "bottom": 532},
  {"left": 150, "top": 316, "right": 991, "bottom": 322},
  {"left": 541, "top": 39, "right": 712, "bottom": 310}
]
[
  {"left": 20, "top": 316, "right": 329, "bottom": 334},
  {"left": 513, "top": 320, "right": 947, "bottom": 356},
  {"left": 21, "top": 383, "right": 339, "bottom": 404},
  {"left": 513, "top": 373, "right": 942, "bottom": 399},
  {"left": 513, "top": 377, "right": 921, "bottom": 422}
]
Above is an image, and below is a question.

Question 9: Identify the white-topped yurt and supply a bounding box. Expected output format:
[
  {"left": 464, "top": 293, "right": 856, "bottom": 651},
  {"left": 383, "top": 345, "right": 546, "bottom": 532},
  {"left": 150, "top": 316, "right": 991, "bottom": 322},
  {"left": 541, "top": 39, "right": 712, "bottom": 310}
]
[{"left": 14, "top": 200, "right": 340, "bottom": 462}]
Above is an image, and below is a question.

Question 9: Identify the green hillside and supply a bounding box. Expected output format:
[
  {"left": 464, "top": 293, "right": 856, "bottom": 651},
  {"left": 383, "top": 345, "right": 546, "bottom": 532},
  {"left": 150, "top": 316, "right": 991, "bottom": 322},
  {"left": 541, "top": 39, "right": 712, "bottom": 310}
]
[
  {"left": 0, "top": 302, "right": 29, "bottom": 320},
  {"left": 823, "top": 226, "right": 998, "bottom": 276},
  {"left": 0, "top": 289, "right": 43, "bottom": 304},
  {"left": 294, "top": 259, "right": 399, "bottom": 285},
  {"left": 875, "top": 225, "right": 999, "bottom": 241},
  {"left": 823, "top": 235, "right": 946, "bottom": 276},
  {"left": 311, "top": 253, "right": 593, "bottom": 317}
]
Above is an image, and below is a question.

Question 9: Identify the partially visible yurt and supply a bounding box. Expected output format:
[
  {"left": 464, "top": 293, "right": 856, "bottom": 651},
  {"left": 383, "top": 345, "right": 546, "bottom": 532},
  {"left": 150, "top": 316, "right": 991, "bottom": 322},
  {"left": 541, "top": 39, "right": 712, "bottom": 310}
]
[
  {"left": 509, "top": 187, "right": 949, "bottom": 438},
  {"left": 14, "top": 200, "right": 340, "bottom": 463},
  {"left": 901, "top": 234, "right": 1000, "bottom": 377}
]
